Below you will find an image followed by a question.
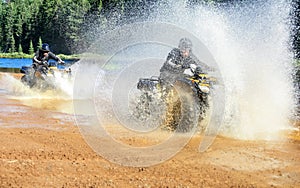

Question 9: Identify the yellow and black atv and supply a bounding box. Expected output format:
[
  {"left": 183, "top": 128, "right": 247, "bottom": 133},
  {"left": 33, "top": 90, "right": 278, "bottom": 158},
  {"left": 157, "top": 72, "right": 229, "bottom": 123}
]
[{"left": 136, "top": 64, "right": 216, "bottom": 132}]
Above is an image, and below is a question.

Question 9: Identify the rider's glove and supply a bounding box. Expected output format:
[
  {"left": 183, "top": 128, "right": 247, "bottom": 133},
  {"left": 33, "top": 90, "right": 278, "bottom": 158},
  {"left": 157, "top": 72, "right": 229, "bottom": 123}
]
[
  {"left": 182, "top": 62, "right": 190, "bottom": 69},
  {"left": 42, "top": 61, "right": 48, "bottom": 67}
]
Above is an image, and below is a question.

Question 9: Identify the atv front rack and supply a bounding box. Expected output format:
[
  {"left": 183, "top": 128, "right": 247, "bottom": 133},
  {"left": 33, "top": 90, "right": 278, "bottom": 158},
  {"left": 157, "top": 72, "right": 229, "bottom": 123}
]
[{"left": 137, "top": 76, "right": 161, "bottom": 91}]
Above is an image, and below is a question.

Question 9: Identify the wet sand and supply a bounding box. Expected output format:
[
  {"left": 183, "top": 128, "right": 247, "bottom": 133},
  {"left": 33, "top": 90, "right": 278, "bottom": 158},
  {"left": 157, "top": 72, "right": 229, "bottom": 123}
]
[{"left": 0, "top": 73, "right": 299, "bottom": 187}]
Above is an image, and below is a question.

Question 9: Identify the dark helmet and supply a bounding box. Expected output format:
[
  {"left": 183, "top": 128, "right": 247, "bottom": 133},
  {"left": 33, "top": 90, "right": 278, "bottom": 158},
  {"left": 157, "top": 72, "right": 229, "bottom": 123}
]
[
  {"left": 178, "top": 38, "right": 193, "bottom": 51},
  {"left": 41, "top": 43, "right": 50, "bottom": 52}
]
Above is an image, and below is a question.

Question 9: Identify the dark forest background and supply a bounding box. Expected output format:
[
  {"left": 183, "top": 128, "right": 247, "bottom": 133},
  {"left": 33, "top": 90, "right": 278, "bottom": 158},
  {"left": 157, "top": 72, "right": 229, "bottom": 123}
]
[{"left": 0, "top": 0, "right": 299, "bottom": 57}]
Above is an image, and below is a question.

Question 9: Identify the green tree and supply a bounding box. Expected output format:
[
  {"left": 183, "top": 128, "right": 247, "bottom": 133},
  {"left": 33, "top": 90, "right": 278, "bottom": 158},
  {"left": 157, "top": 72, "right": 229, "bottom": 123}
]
[
  {"left": 55, "top": 0, "right": 91, "bottom": 53},
  {"left": 29, "top": 39, "right": 34, "bottom": 54},
  {"left": 3, "top": 2, "right": 14, "bottom": 52},
  {"left": 18, "top": 43, "right": 23, "bottom": 54},
  {"left": 12, "top": 1, "right": 23, "bottom": 47},
  {"left": 0, "top": 2, "right": 3, "bottom": 52},
  {"left": 9, "top": 34, "right": 16, "bottom": 53},
  {"left": 38, "top": 36, "right": 42, "bottom": 50},
  {"left": 25, "top": 0, "right": 42, "bottom": 53}
]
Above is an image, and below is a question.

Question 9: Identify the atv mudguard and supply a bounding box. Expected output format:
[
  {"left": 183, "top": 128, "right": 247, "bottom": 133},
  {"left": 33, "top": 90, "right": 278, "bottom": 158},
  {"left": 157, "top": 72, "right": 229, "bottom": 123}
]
[{"left": 20, "top": 66, "right": 33, "bottom": 74}]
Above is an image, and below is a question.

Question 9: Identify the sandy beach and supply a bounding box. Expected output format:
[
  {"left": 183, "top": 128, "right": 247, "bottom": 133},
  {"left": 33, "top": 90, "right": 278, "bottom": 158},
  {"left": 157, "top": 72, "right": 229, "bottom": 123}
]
[{"left": 0, "top": 72, "right": 299, "bottom": 187}]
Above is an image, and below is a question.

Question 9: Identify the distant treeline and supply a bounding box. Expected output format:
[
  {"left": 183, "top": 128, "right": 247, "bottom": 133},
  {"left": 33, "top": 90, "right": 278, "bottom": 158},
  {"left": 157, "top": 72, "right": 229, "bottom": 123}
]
[
  {"left": 0, "top": 0, "right": 105, "bottom": 55},
  {"left": 0, "top": 0, "right": 169, "bottom": 55},
  {"left": 0, "top": 0, "right": 300, "bottom": 56}
]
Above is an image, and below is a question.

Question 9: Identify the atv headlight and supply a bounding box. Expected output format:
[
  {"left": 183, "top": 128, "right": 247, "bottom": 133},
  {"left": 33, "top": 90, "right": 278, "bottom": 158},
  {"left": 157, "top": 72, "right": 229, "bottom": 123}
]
[{"left": 199, "top": 85, "right": 210, "bottom": 94}]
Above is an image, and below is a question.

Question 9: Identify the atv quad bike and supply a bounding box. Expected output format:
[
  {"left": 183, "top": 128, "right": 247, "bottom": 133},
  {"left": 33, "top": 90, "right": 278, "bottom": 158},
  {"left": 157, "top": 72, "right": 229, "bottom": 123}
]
[
  {"left": 135, "top": 64, "right": 216, "bottom": 132},
  {"left": 20, "top": 61, "right": 71, "bottom": 91}
]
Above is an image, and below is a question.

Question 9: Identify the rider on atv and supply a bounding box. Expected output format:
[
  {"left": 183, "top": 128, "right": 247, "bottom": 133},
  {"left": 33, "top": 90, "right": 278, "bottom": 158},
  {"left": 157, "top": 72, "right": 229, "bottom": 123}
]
[
  {"left": 32, "top": 43, "right": 65, "bottom": 77},
  {"left": 159, "top": 37, "right": 211, "bottom": 85},
  {"left": 20, "top": 43, "right": 69, "bottom": 89}
]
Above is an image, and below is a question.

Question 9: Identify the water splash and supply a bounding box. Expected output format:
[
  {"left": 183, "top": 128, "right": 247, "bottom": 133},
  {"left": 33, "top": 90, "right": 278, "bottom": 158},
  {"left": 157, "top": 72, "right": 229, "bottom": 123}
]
[
  {"left": 2, "top": 73, "right": 72, "bottom": 97},
  {"left": 147, "top": 0, "right": 295, "bottom": 140},
  {"left": 78, "top": 0, "right": 296, "bottom": 140},
  {"left": 0, "top": 0, "right": 293, "bottom": 141}
]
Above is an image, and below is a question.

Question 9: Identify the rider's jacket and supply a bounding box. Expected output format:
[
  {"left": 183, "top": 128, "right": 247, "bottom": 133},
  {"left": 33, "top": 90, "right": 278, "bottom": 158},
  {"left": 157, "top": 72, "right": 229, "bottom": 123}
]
[
  {"left": 32, "top": 50, "right": 60, "bottom": 69},
  {"left": 160, "top": 48, "right": 209, "bottom": 74}
]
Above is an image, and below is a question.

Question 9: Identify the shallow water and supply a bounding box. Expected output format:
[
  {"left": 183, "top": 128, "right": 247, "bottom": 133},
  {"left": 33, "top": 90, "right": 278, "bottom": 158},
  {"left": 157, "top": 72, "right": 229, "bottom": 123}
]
[
  {"left": 0, "top": 58, "right": 75, "bottom": 69},
  {"left": 0, "top": 58, "right": 32, "bottom": 68},
  {"left": 20, "top": 98, "right": 74, "bottom": 114}
]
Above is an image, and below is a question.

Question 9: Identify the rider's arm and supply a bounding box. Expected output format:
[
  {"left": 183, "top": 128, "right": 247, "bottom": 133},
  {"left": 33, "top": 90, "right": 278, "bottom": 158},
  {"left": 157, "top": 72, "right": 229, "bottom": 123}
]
[
  {"left": 48, "top": 52, "right": 64, "bottom": 64},
  {"left": 33, "top": 51, "right": 42, "bottom": 64},
  {"left": 33, "top": 56, "right": 41, "bottom": 64},
  {"left": 165, "top": 49, "right": 181, "bottom": 68}
]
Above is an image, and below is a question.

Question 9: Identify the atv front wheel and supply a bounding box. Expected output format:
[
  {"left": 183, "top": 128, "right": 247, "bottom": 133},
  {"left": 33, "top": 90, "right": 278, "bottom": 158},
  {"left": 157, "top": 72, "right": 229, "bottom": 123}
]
[
  {"left": 21, "top": 75, "right": 35, "bottom": 88},
  {"left": 163, "top": 80, "right": 199, "bottom": 132}
]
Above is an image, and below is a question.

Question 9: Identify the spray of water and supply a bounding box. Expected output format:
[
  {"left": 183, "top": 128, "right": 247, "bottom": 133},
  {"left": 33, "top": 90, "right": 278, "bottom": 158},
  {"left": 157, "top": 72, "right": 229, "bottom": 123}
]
[
  {"left": 135, "top": 0, "right": 294, "bottom": 140},
  {"left": 0, "top": 70, "right": 74, "bottom": 113},
  {"left": 0, "top": 0, "right": 295, "bottom": 142},
  {"left": 72, "top": 0, "right": 297, "bottom": 141},
  {"left": 61, "top": 0, "right": 298, "bottom": 166}
]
